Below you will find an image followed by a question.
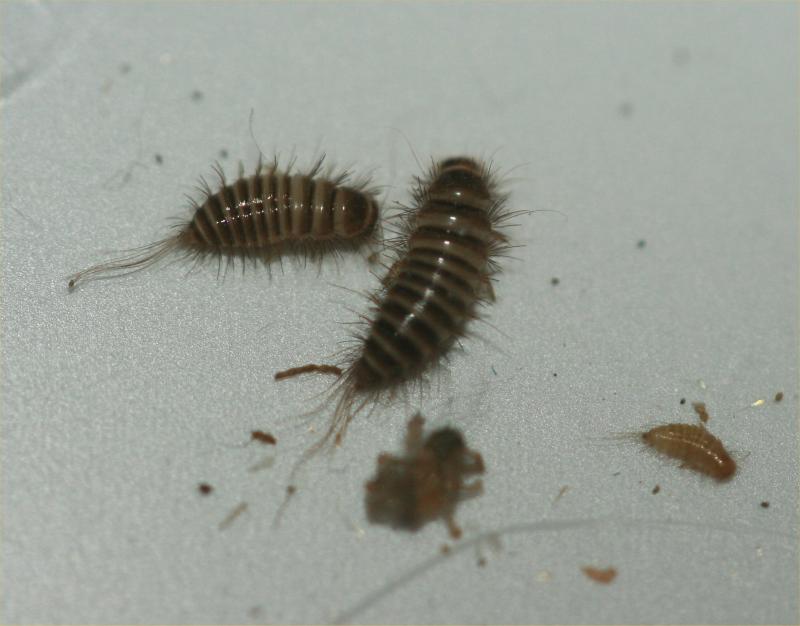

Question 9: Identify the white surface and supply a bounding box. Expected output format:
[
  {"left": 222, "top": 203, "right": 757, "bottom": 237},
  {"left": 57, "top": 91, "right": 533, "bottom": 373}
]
[{"left": 3, "top": 2, "right": 798, "bottom": 624}]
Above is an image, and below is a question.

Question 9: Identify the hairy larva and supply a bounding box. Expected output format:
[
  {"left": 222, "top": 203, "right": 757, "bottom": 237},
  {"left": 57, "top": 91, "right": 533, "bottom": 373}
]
[
  {"left": 365, "top": 413, "right": 484, "bottom": 539},
  {"left": 67, "top": 156, "right": 379, "bottom": 289},
  {"left": 641, "top": 423, "right": 736, "bottom": 481},
  {"left": 283, "top": 156, "right": 513, "bottom": 449}
]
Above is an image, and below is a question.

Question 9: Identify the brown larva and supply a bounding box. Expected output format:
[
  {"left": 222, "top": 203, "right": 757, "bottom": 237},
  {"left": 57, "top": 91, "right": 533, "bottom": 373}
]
[
  {"left": 365, "top": 413, "right": 485, "bottom": 539},
  {"left": 641, "top": 423, "right": 736, "bottom": 481},
  {"left": 67, "top": 156, "right": 380, "bottom": 289},
  {"left": 283, "top": 156, "right": 513, "bottom": 449}
]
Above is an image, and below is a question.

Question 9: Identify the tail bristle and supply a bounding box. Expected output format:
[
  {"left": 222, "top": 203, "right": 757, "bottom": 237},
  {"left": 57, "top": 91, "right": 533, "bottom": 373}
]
[{"left": 67, "top": 236, "right": 180, "bottom": 290}]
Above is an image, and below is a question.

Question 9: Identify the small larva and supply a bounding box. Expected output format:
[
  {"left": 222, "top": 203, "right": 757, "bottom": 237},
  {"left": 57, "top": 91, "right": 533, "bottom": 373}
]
[
  {"left": 284, "top": 156, "right": 512, "bottom": 448},
  {"left": 365, "top": 413, "right": 485, "bottom": 539},
  {"left": 67, "top": 156, "right": 379, "bottom": 289},
  {"left": 641, "top": 423, "right": 736, "bottom": 481}
]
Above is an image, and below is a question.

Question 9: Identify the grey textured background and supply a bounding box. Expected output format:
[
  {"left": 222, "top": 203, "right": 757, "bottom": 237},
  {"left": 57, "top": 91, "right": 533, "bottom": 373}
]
[{"left": 3, "top": 2, "right": 798, "bottom": 624}]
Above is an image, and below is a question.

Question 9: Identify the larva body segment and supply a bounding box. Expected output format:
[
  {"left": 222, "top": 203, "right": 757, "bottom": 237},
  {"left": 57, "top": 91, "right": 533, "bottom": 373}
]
[
  {"left": 642, "top": 423, "right": 736, "bottom": 481},
  {"left": 316, "top": 156, "right": 510, "bottom": 444},
  {"left": 67, "top": 157, "right": 379, "bottom": 289}
]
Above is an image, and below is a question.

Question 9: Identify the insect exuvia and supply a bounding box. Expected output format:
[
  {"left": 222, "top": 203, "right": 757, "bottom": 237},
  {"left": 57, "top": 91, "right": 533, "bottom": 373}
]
[
  {"left": 281, "top": 156, "right": 513, "bottom": 448},
  {"left": 639, "top": 423, "right": 736, "bottom": 481},
  {"left": 365, "top": 413, "right": 484, "bottom": 539},
  {"left": 67, "top": 156, "right": 380, "bottom": 290}
]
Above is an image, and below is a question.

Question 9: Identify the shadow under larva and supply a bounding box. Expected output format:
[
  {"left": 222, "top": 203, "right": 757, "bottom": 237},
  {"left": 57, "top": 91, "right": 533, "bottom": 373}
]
[{"left": 67, "top": 155, "right": 381, "bottom": 290}]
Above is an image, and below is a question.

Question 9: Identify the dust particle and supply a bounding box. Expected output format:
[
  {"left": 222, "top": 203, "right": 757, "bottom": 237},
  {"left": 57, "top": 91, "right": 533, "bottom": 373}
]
[
  {"left": 154, "top": 153, "right": 163, "bottom": 165},
  {"left": 119, "top": 62, "right": 131, "bottom": 74},
  {"left": 651, "top": 484, "right": 660, "bottom": 494},
  {"left": 775, "top": 391, "right": 784, "bottom": 402},
  {"left": 679, "top": 398, "right": 686, "bottom": 405},
  {"left": 219, "top": 149, "right": 229, "bottom": 159},
  {"left": 191, "top": 89, "right": 204, "bottom": 102},
  {"left": 535, "top": 569, "right": 552, "bottom": 583},
  {"left": 617, "top": 101, "right": 634, "bottom": 118},
  {"left": 553, "top": 485, "right": 569, "bottom": 504},
  {"left": 760, "top": 501, "right": 770, "bottom": 509},
  {"left": 637, "top": 239, "right": 646, "bottom": 249},
  {"left": 198, "top": 483, "right": 213, "bottom": 495}
]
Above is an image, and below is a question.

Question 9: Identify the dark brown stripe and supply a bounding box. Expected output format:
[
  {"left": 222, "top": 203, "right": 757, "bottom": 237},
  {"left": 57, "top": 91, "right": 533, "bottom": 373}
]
[
  {"left": 402, "top": 259, "right": 475, "bottom": 304},
  {"left": 262, "top": 173, "right": 279, "bottom": 244},
  {"left": 389, "top": 283, "right": 458, "bottom": 331},
  {"left": 380, "top": 299, "right": 443, "bottom": 352},
  {"left": 203, "top": 192, "right": 229, "bottom": 246},
  {"left": 407, "top": 239, "right": 485, "bottom": 278},
  {"left": 399, "top": 272, "right": 469, "bottom": 317},
  {"left": 235, "top": 176, "right": 258, "bottom": 247},
  {"left": 250, "top": 173, "right": 266, "bottom": 248},
  {"left": 361, "top": 337, "right": 403, "bottom": 379},
  {"left": 220, "top": 184, "right": 247, "bottom": 247},
  {"left": 277, "top": 173, "right": 291, "bottom": 240},
  {"left": 414, "top": 225, "right": 489, "bottom": 256},
  {"left": 373, "top": 317, "right": 423, "bottom": 364}
]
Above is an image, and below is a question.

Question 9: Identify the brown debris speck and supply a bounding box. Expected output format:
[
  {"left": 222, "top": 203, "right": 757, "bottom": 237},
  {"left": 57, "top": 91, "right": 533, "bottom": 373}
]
[
  {"left": 251, "top": 430, "right": 277, "bottom": 445},
  {"left": 582, "top": 566, "right": 617, "bottom": 584},
  {"left": 775, "top": 392, "right": 784, "bottom": 402},
  {"left": 198, "top": 483, "right": 213, "bottom": 495},
  {"left": 218, "top": 502, "right": 248, "bottom": 530},
  {"left": 651, "top": 484, "right": 660, "bottom": 494},
  {"left": 553, "top": 485, "right": 569, "bottom": 504},
  {"left": 274, "top": 364, "right": 342, "bottom": 381},
  {"left": 692, "top": 401, "right": 709, "bottom": 423},
  {"left": 761, "top": 501, "right": 770, "bottom": 509}
]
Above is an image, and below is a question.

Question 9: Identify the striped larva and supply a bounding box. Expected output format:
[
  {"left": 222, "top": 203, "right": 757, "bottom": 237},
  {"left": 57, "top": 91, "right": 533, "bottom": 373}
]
[
  {"left": 281, "top": 156, "right": 513, "bottom": 449},
  {"left": 67, "top": 156, "right": 379, "bottom": 289},
  {"left": 637, "top": 423, "right": 737, "bottom": 481},
  {"left": 365, "top": 413, "right": 485, "bottom": 539}
]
